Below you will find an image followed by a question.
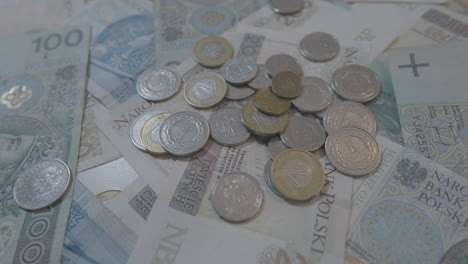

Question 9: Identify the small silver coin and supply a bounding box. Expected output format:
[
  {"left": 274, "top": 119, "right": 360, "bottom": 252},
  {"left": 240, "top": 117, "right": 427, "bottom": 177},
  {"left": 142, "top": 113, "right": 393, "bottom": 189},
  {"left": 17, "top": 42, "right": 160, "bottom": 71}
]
[
  {"left": 211, "top": 172, "right": 263, "bottom": 222},
  {"left": 264, "top": 160, "right": 284, "bottom": 197},
  {"left": 332, "top": 64, "right": 381, "bottom": 103},
  {"left": 439, "top": 239, "right": 468, "bottom": 264},
  {"left": 130, "top": 110, "right": 170, "bottom": 151},
  {"left": 299, "top": 32, "right": 340, "bottom": 62},
  {"left": 270, "top": 0, "right": 304, "bottom": 15},
  {"left": 220, "top": 56, "right": 258, "bottom": 85},
  {"left": 314, "top": 92, "right": 343, "bottom": 119},
  {"left": 323, "top": 100, "right": 377, "bottom": 136},
  {"left": 265, "top": 54, "right": 302, "bottom": 77},
  {"left": 292, "top": 77, "right": 332, "bottom": 113},
  {"left": 159, "top": 111, "right": 210, "bottom": 156},
  {"left": 280, "top": 116, "right": 326, "bottom": 151},
  {"left": 14, "top": 159, "right": 71, "bottom": 210},
  {"left": 267, "top": 137, "right": 290, "bottom": 159},
  {"left": 136, "top": 66, "right": 181, "bottom": 101},
  {"left": 225, "top": 83, "right": 255, "bottom": 100},
  {"left": 248, "top": 64, "right": 272, "bottom": 90},
  {"left": 210, "top": 108, "right": 250, "bottom": 146}
]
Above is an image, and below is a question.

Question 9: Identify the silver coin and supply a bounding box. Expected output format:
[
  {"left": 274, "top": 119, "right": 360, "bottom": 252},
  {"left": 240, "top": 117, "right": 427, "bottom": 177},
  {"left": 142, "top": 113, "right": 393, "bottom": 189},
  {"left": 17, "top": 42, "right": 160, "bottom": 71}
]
[
  {"left": 248, "top": 64, "right": 272, "bottom": 90},
  {"left": 265, "top": 54, "right": 302, "bottom": 77},
  {"left": 439, "top": 239, "right": 468, "bottom": 264},
  {"left": 270, "top": 0, "right": 304, "bottom": 15},
  {"left": 325, "top": 127, "right": 381, "bottom": 176},
  {"left": 130, "top": 110, "right": 169, "bottom": 151},
  {"left": 332, "top": 64, "right": 381, "bottom": 103},
  {"left": 267, "top": 137, "right": 290, "bottom": 159},
  {"left": 323, "top": 101, "right": 377, "bottom": 136},
  {"left": 13, "top": 159, "right": 71, "bottom": 210},
  {"left": 136, "top": 66, "right": 181, "bottom": 101},
  {"left": 292, "top": 77, "right": 332, "bottom": 113},
  {"left": 220, "top": 56, "right": 258, "bottom": 85},
  {"left": 264, "top": 160, "right": 284, "bottom": 197},
  {"left": 210, "top": 108, "right": 250, "bottom": 146},
  {"left": 225, "top": 83, "right": 255, "bottom": 100},
  {"left": 299, "top": 32, "right": 340, "bottom": 62},
  {"left": 280, "top": 116, "right": 326, "bottom": 151},
  {"left": 211, "top": 172, "right": 263, "bottom": 222},
  {"left": 314, "top": 92, "right": 342, "bottom": 119},
  {"left": 159, "top": 111, "right": 210, "bottom": 156}
]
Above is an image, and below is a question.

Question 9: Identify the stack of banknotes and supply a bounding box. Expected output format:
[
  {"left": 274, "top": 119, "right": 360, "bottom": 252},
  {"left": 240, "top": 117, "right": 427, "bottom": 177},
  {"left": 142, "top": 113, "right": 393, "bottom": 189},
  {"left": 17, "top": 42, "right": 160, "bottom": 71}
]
[{"left": 1, "top": 0, "right": 468, "bottom": 263}]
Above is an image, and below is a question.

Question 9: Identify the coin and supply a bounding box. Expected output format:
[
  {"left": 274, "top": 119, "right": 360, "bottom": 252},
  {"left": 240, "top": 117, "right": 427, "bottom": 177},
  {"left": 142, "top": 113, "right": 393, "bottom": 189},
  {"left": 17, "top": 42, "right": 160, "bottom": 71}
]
[
  {"left": 265, "top": 54, "right": 302, "bottom": 77},
  {"left": 272, "top": 71, "right": 303, "bottom": 99},
  {"left": 323, "top": 100, "right": 377, "bottom": 136},
  {"left": 271, "top": 149, "right": 325, "bottom": 201},
  {"left": 332, "top": 64, "right": 381, "bottom": 102},
  {"left": 225, "top": 83, "right": 255, "bottom": 100},
  {"left": 280, "top": 116, "right": 326, "bottom": 151},
  {"left": 211, "top": 172, "right": 263, "bottom": 222},
  {"left": 267, "top": 137, "right": 290, "bottom": 159},
  {"left": 194, "top": 36, "right": 234, "bottom": 67},
  {"left": 136, "top": 66, "right": 182, "bottom": 102},
  {"left": 270, "top": 0, "right": 304, "bottom": 15},
  {"left": 159, "top": 111, "right": 210, "bottom": 156},
  {"left": 264, "top": 160, "right": 284, "bottom": 197},
  {"left": 184, "top": 72, "right": 227, "bottom": 108},
  {"left": 210, "top": 107, "right": 250, "bottom": 146},
  {"left": 325, "top": 127, "right": 381, "bottom": 176},
  {"left": 248, "top": 64, "right": 272, "bottom": 90},
  {"left": 299, "top": 32, "right": 340, "bottom": 62},
  {"left": 314, "top": 92, "right": 342, "bottom": 119},
  {"left": 439, "top": 239, "right": 468, "bottom": 264},
  {"left": 241, "top": 100, "right": 288, "bottom": 136},
  {"left": 220, "top": 56, "right": 258, "bottom": 84},
  {"left": 130, "top": 110, "right": 169, "bottom": 151},
  {"left": 13, "top": 159, "right": 71, "bottom": 210},
  {"left": 141, "top": 112, "right": 172, "bottom": 154},
  {"left": 254, "top": 88, "right": 291, "bottom": 116},
  {"left": 292, "top": 77, "right": 332, "bottom": 113}
]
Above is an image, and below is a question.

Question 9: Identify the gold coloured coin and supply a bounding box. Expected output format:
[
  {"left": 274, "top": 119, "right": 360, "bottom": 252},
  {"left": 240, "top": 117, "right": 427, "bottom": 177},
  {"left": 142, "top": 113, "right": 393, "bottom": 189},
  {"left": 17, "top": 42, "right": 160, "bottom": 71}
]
[
  {"left": 141, "top": 112, "right": 172, "bottom": 154},
  {"left": 194, "top": 36, "right": 234, "bottom": 67},
  {"left": 271, "top": 149, "right": 325, "bottom": 201},
  {"left": 272, "top": 71, "right": 303, "bottom": 99},
  {"left": 254, "top": 88, "right": 291, "bottom": 116},
  {"left": 184, "top": 72, "right": 227, "bottom": 109},
  {"left": 241, "top": 100, "right": 288, "bottom": 136}
]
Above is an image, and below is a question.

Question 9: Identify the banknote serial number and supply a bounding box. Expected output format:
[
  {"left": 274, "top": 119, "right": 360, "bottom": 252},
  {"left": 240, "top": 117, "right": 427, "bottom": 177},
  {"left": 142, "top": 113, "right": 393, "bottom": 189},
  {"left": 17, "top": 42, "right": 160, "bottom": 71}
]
[{"left": 33, "top": 29, "right": 83, "bottom": 53}]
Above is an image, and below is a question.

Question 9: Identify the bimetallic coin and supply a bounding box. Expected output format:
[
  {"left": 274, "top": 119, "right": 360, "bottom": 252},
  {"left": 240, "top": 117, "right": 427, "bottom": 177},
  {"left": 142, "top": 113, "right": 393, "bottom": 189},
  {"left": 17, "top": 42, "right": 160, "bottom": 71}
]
[
  {"left": 265, "top": 54, "right": 302, "bottom": 77},
  {"left": 254, "top": 88, "right": 291, "bottom": 116},
  {"left": 184, "top": 72, "right": 227, "bottom": 108},
  {"left": 323, "top": 101, "right": 377, "bottom": 136},
  {"left": 272, "top": 71, "right": 303, "bottom": 99},
  {"left": 292, "top": 77, "right": 332, "bottom": 113},
  {"left": 325, "top": 127, "right": 381, "bottom": 176},
  {"left": 271, "top": 149, "right": 325, "bottom": 201},
  {"left": 270, "top": 0, "right": 304, "bottom": 15},
  {"left": 332, "top": 64, "right": 381, "bottom": 102},
  {"left": 264, "top": 160, "right": 284, "bottom": 197},
  {"left": 159, "top": 112, "right": 210, "bottom": 156},
  {"left": 299, "top": 32, "right": 340, "bottom": 62},
  {"left": 136, "top": 66, "right": 181, "bottom": 102},
  {"left": 210, "top": 108, "right": 250, "bottom": 146},
  {"left": 141, "top": 112, "right": 172, "bottom": 154},
  {"left": 248, "top": 64, "right": 272, "bottom": 90},
  {"left": 194, "top": 36, "right": 234, "bottom": 67},
  {"left": 220, "top": 56, "right": 258, "bottom": 84},
  {"left": 130, "top": 110, "right": 169, "bottom": 151},
  {"left": 439, "top": 239, "right": 468, "bottom": 264},
  {"left": 268, "top": 137, "right": 290, "bottom": 159},
  {"left": 225, "top": 83, "right": 255, "bottom": 100},
  {"left": 14, "top": 159, "right": 71, "bottom": 210},
  {"left": 241, "top": 100, "right": 288, "bottom": 136},
  {"left": 280, "top": 116, "right": 326, "bottom": 151},
  {"left": 211, "top": 172, "right": 263, "bottom": 222}
]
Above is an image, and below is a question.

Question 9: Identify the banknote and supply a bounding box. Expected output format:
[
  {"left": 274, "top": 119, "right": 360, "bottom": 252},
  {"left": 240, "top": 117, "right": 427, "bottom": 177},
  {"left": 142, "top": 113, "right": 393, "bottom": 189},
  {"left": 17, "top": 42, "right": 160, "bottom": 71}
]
[
  {"left": 0, "top": 26, "right": 90, "bottom": 263},
  {"left": 347, "top": 136, "right": 468, "bottom": 264}
]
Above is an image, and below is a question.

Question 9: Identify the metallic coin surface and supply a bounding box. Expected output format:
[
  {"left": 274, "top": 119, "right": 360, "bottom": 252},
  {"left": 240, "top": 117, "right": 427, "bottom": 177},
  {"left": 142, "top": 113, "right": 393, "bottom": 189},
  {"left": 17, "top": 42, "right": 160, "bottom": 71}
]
[
  {"left": 241, "top": 100, "right": 288, "bottom": 136},
  {"left": 210, "top": 108, "right": 250, "bottom": 146},
  {"left": 272, "top": 71, "right": 303, "bottom": 99},
  {"left": 325, "top": 127, "right": 381, "bottom": 176},
  {"left": 323, "top": 101, "right": 377, "bottom": 136},
  {"left": 292, "top": 77, "right": 332, "bottom": 113},
  {"left": 248, "top": 64, "right": 272, "bottom": 90},
  {"left": 159, "top": 111, "right": 210, "bottom": 156},
  {"left": 136, "top": 66, "right": 181, "bottom": 102},
  {"left": 280, "top": 116, "right": 326, "bottom": 151},
  {"left": 271, "top": 149, "right": 325, "bottom": 201},
  {"left": 130, "top": 110, "right": 169, "bottom": 151},
  {"left": 14, "top": 159, "right": 71, "bottom": 210},
  {"left": 225, "top": 83, "right": 255, "bottom": 100},
  {"left": 265, "top": 54, "right": 302, "bottom": 77},
  {"left": 299, "top": 32, "right": 340, "bottom": 62},
  {"left": 315, "top": 93, "right": 342, "bottom": 119},
  {"left": 264, "top": 160, "right": 284, "bottom": 197},
  {"left": 332, "top": 64, "right": 381, "bottom": 102},
  {"left": 270, "top": 0, "right": 304, "bottom": 15},
  {"left": 194, "top": 36, "right": 234, "bottom": 67},
  {"left": 439, "top": 239, "right": 468, "bottom": 264},
  {"left": 268, "top": 137, "right": 290, "bottom": 159},
  {"left": 184, "top": 72, "right": 227, "bottom": 108},
  {"left": 254, "top": 88, "right": 291, "bottom": 116},
  {"left": 220, "top": 56, "right": 258, "bottom": 84},
  {"left": 141, "top": 112, "right": 172, "bottom": 154},
  {"left": 211, "top": 172, "right": 263, "bottom": 222}
]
